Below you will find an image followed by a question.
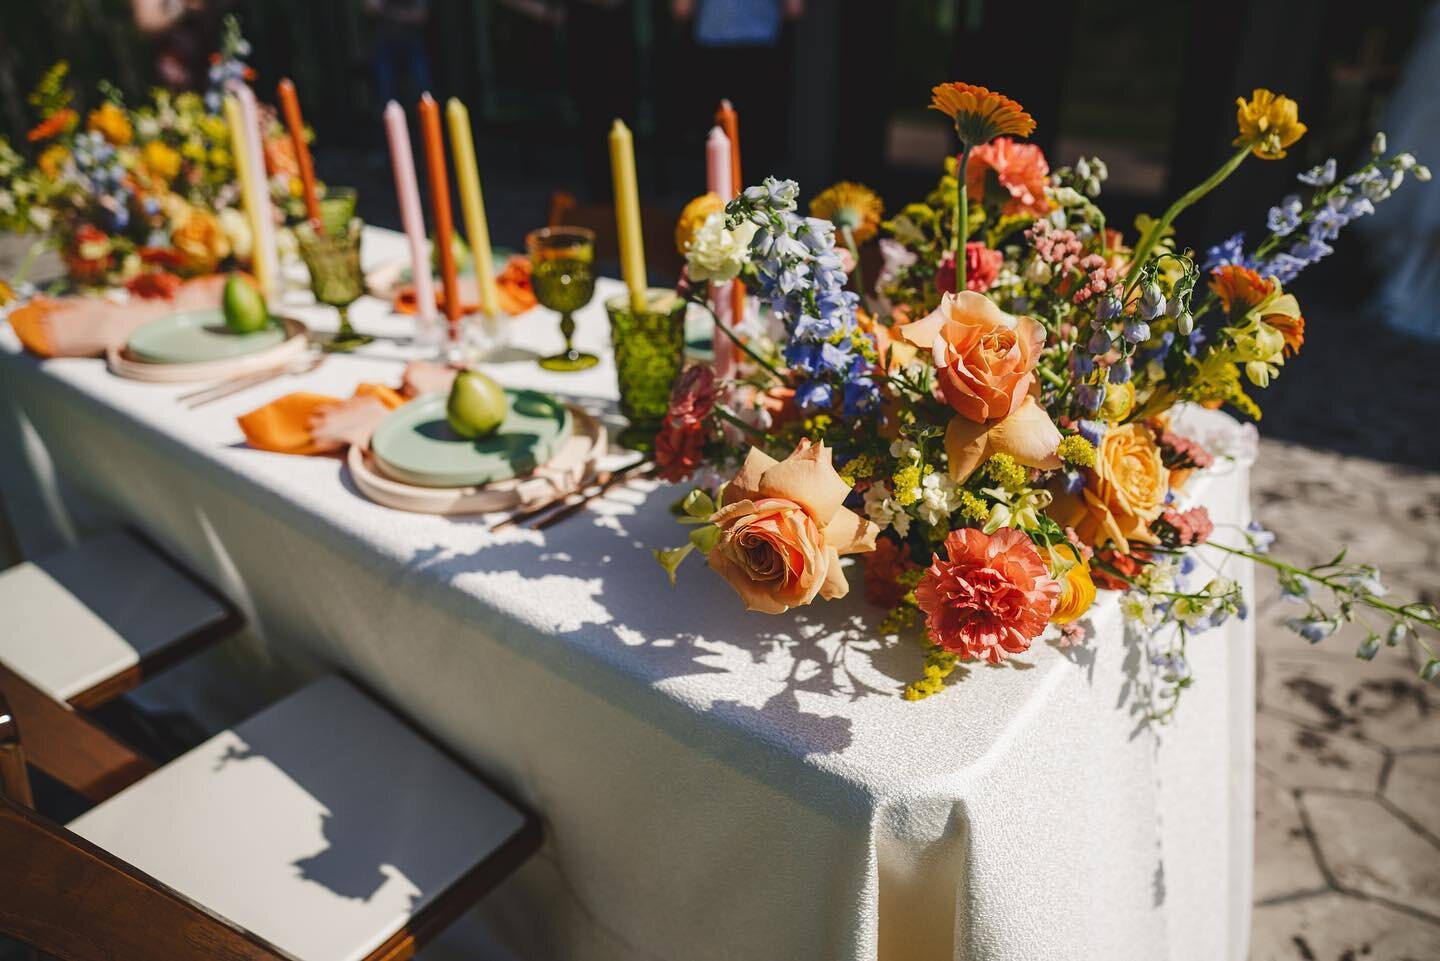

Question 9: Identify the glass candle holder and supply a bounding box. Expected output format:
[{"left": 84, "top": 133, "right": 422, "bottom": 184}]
[
  {"left": 296, "top": 217, "right": 372, "bottom": 352},
  {"left": 605, "top": 288, "right": 687, "bottom": 451},
  {"left": 527, "top": 226, "right": 598, "bottom": 371}
]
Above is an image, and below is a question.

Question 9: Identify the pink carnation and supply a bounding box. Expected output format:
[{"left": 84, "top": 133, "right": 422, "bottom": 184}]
[
  {"left": 967, "top": 138, "right": 1051, "bottom": 217},
  {"left": 936, "top": 243, "right": 1004, "bottom": 295},
  {"left": 916, "top": 528, "right": 1060, "bottom": 664},
  {"left": 1156, "top": 506, "right": 1214, "bottom": 547}
]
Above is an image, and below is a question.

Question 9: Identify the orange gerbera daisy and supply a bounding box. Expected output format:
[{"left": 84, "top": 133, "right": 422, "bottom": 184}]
[
  {"left": 929, "top": 82, "right": 1035, "bottom": 146},
  {"left": 1209, "top": 264, "right": 1274, "bottom": 317},
  {"left": 27, "top": 108, "right": 77, "bottom": 143}
]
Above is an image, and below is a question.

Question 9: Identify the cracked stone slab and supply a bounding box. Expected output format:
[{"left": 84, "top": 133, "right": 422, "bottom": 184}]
[
  {"left": 1250, "top": 891, "right": 1440, "bottom": 961},
  {"left": 1302, "top": 792, "right": 1440, "bottom": 920},
  {"left": 1260, "top": 654, "right": 1440, "bottom": 751},
  {"left": 1385, "top": 752, "right": 1440, "bottom": 842},
  {"left": 1256, "top": 709, "right": 1386, "bottom": 793},
  {"left": 1254, "top": 770, "right": 1328, "bottom": 903}
]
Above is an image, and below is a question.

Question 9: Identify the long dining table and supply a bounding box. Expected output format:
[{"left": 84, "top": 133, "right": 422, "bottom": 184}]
[{"left": 0, "top": 227, "right": 1256, "bottom": 961}]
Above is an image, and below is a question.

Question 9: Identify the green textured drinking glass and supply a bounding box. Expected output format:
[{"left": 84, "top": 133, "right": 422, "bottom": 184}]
[
  {"left": 605, "top": 288, "right": 687, "bottom": 451},
  {"left": 296, "top": 217, "right": 372, "bottom": 352},
  {"left": 527, "top": 226, "right": 598, "bottom": 371},
  {"left": 318, "top": 186, "right": 358, "bottom": 237}
]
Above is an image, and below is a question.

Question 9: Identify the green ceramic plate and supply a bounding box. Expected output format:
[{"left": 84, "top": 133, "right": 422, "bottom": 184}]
[
  {"left": 127, "top": 309, "right": 287, "bottom": 365},
  {"left": 370, "top": 390, "right": 572, "bottom": 489}
]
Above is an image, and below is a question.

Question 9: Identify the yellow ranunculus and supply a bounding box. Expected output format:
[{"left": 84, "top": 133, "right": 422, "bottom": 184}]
[
  {"left": 141, "top": 141, "right": 182, "bottom": 183},
  {"left": 171, "top": 207, "right": 231, "bottom": 274},
  {"left": 1099, "top": 380, "right": 1135, "bottom": 422},
  {"left": 1050, "top": 544, "right": 1096, "bottom": 624},
  {"left": 37, "top": 144, "right": 69, "bottom": 179},
  {"left": 1233, "top": 89, "right": 1306, "bottom": 160},
  {"left": 87, "top": 102, "right": 133, "bottom": 146}
]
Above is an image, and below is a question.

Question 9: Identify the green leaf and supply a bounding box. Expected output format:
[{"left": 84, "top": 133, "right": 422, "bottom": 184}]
[
  {"left": 653, "top": 544, "right": 694, "bottom": 586},
  {"left": 688, "top": 524, "right": 721, "bottom": 555},
  {"left": 681, "top": 488, "right": 717, "bottom": 520}
]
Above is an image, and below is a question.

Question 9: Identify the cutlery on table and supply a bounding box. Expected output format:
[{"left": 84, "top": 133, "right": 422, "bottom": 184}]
[
  {"left": 487, "top": 456, "right": 650, "bottom": 533},
  {"left": 530, "top": 458, "right": 654, "bottom": 531},
  {"left": 179, "top": 353, "right": 326, "bottom": 409}
]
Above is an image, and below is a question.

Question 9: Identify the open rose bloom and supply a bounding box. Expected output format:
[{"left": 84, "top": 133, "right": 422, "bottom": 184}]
[{"left": 707, "top": 441, "right": 878, "bottom": 614}]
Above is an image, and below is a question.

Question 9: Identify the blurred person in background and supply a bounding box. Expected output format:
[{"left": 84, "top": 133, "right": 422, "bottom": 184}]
[{"left": 366, "top": 0, "right": 431, "bottom": 112}]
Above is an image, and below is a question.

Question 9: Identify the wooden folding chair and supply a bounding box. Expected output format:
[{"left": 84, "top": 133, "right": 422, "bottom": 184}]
[
  {"left": 0, "top": 676, "right": 542, "bottom": 961},
  {"left": 0, "top": 529, "right": 242, "bottom": 802}
]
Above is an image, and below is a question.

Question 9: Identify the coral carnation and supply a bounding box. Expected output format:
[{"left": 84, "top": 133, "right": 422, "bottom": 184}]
[
  {"left": 915, "top": 527, "right": 1059, "bottom": 664},
  {"left": 966, "top": 138, "right": 1051, "bottom": 217}
]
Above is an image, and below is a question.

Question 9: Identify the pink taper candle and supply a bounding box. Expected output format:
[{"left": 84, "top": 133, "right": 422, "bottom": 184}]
[
  {"left": 384, "top": 101, "right": 438, "bottom": 342},
  {"left": 705, "top": 126, "right": 736, "bottom": 377},
  {"left": 230, "top": 82, "right": 279, "bottom": 298}
]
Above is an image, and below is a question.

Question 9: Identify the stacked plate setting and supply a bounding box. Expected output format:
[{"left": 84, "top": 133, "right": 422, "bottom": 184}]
[{"left": 109, "top": 309, "right": 309, "bottom": 383}]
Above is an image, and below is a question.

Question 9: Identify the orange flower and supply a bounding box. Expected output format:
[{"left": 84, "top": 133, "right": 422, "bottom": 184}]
[
  {"left": 707, "top": 440, "right": 878, "bottom": 613},
  {"left": 929, "top": 82, "right": 1035, "bottom": 146},
  {"left": 1210, "top": 265, "right": 1274, "bottom": 317},
  {"left": 1050, "top": 423, "right": 1169, "bottom": 554},
  {"left": 966, "top": 138, "right": 1051, "bottom": 217},
  {"left": 87, "top": 102, "right": 133, "bottom": 146},
  {"left": 1265, "top": 311, "right": 1304, "bottom": 356},
  {"left": 27, "top": 108, "right": 77, "bottom": 143},
  {"left": 170, "top": 208, "right": 231, "bottom": 274}
]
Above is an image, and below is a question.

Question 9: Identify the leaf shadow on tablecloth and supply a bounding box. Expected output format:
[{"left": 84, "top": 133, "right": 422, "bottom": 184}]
[{"left": 388, "top": 477, "right": 977, "bottom": 761}]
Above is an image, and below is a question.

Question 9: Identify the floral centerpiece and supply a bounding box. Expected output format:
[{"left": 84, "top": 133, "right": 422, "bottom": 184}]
[
  {"left": 0, "top": 17, "right": 314, "bottom": 299},
  {"left": 657, "top": 82, "right": 1438, "bottom": 715}
]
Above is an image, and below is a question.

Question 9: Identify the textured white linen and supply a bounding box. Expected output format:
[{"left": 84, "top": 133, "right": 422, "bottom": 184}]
[{"left": 0, "top": 228, "right": 1254, "bottom": 961}]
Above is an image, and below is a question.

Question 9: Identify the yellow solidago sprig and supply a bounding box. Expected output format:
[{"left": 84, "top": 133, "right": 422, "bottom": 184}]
[
  {"left": 810, "top": 181, "right": 884, "bottom": 244},
  {"left": 903, "top": 644, "right": 963, "bottom": 700},
  {"left": 1057, "top": 434, "right": 1096, "bottom": 469},
  {"left": 1234, "top": 89, "right": 1307, "bottom": 160}
]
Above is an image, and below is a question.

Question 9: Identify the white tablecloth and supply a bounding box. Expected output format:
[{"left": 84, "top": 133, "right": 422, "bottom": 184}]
[{"left": 0, "top": 228, "right": 1255, "bottom": 961}]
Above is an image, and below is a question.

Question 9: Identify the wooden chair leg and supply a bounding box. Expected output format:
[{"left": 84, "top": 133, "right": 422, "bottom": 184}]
[
  {"left": 0, "top": 664, "right": 155, "bottom": 803},
  {"left": 0, "top": 691, "right": 34, "bottom": 808},
  {"left": 0, "top": 794, "right": 291, "bottom": 961}
]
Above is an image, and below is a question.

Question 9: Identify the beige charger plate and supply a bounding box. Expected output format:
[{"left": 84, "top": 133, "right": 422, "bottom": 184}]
[
  {"left": 347, "top": 404, "right": 607, "bottom": 515},
  {"left": 106, "top": 315, "right": 310, "bottom": 384}
]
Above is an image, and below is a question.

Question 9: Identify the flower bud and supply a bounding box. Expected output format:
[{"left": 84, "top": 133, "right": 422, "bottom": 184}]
[
  {"left": 1138, "top": 282, "right": 1165, "bottom": 321},
  {"left": 1371, "top": 131, "right": 1387, "bottom": 155},
  {"left": 1415, "top": 165, "right": 1433, "bottom": 182},
  {"left": 1395, "top": 152, "right": 1416, "bottom": 170},
  {"left": 1123, "top": 320, "right": 1151, "bottom": 344},
  {"left": 1177, "top": 311, "right": 1195, "bottom": 335}
]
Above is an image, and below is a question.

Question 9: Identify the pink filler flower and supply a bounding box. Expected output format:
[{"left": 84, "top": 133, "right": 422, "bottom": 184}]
[{"left": 916, "top": 527, "right": 1060, "bottom": 663}]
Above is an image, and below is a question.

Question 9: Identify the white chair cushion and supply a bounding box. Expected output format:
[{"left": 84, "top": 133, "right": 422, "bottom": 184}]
[
  {"left": 68, "top": 675, "right": 528, "bottom": 961},
  {"left": 0, "top": 529, "right": 231, "bottom": 702}
]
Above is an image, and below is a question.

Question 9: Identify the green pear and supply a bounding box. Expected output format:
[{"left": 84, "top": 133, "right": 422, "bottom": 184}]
[
  {"left": 222, "top": 275, "right": 269, "bottom": 334},
  {"left": 446, "top": 369, "right": 507, "bottom": 439}
]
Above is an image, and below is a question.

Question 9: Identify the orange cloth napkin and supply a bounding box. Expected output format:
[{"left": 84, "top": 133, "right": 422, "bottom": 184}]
[
  {"left": 238, "top": 383, "right": 406, "bottom": 455},
  {"left": 391, "top": 254, "right": 537, "bottom": 318},
  {"left": 8, "top": 275, "right": 229, "bottom": 358}
]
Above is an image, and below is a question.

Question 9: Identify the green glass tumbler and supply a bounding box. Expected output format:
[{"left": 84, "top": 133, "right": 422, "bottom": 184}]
[
  {"left": 605, "top": 288, "right": 687, "bottom": 451},
  {"left": 296, "top": 217, "right": 372, "bottom": 352}
]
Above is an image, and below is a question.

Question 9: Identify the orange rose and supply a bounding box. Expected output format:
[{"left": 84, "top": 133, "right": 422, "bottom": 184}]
[
  {"left": 707, "top": 440, "right": 878, "bottom": 614},
  {"left": 900, "top": 291, "right": 1062, "bottom": 479},
  {"left": 170, "top": 208, "right": 231, "bottom": 274},
  {"left": 1051, "top": 423, "right": 1168, "bottom": 554}
]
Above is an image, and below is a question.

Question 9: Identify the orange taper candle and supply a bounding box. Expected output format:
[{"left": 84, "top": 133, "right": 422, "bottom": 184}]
[
  {"left": 418, "top": 93, "right": 462, "bottom": 343},
  {"left": 277, "top": 78, "right": 321, "bottom": 227},
  {"left": 715, "top": 99, "right": 745, "bottom": 326}
]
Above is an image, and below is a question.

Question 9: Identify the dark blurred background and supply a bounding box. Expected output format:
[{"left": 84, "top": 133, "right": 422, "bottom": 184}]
[{"left": 4, "top": 0, "right": 1439, "bottom": 467}]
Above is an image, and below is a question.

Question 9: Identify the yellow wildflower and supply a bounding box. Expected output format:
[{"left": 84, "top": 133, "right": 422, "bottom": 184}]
[
  {"left": 1057, "top": 434, "right": 1096, "bottom": 468},
  {"left": 675, "top": 192, "right": 726, "bottom": 255},
  {"left": 1233, "top": 89, "right": 1306, "bottom": 160},
  {"left": 87, "top": 102, "right": 133, "bottom": 145},
  {"left": 810, "top": 181, "right": 884, "bottom": 244},
  {"left": 977, "top": 453, "right": 1026, "bottom": 491},
  {"left": 141, "top": 140, "right": 182, "bottom": 183},
  {"left": 37, "top": 144, "right": 69, "bottom": 179},
  {"left": 929, "top": 82, "right": 1036, "bottom": 146},
  {"left": 1049, "top": 544, "right": 1096, "bottom": 625}
]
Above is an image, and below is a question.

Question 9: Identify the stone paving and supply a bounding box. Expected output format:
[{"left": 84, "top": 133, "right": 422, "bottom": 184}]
[{"left": 1248, "top": 439, "right": 1440, "bottom": 961}]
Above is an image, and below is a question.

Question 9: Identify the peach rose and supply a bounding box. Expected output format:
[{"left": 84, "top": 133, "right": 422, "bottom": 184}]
[
  {"left": 171, "top": 208, "right": 231, "bottom": 274},
  {"left": 1050, "top": 423, "right": 1168, "bottom": 554},
  {"left": 708, "top": 440, "right": 878, "bottom": 614},
  {"left": 900, "top": 291, "right": 1062, "bottom": 480}
]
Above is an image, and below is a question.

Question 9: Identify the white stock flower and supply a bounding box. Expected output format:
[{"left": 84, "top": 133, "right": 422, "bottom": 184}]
[{"left": 686, "top": 212, "right": 757, "bottom": 283}]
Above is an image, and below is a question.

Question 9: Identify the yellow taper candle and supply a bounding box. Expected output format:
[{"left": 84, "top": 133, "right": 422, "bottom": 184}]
[
  {"left": 222, "top": 94, "right": 267, "bottom": 292},
  {"left": 444, "top": 98, "right": 500, "bottom": 319},
  {"left": 608, "top": 118, "right": 647, "bottom": 311}
]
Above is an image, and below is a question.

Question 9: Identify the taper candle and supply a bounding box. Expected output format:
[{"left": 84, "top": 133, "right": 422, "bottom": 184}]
[
  {"left": 714, "top": 100, "right": 745, "bottom": 331},
  {"left": 706, "top": 126, "right": 735, "bottom": 377},
  {"left": 418, "top": 93, "right": 462, "bottom": 345},
  {"left": 221, "top": 93, "right": 267, "bottom": 294},
  {"left": 608, "top": 118, "right": 647, "bottom": 311},
  {"left": 383, "top": 100, "right": 437, "bottom": 338},
  {"left": 276, "top": 78, "right": 321, "bottom": 226},
  {"left": 444, "top": 97, "right": 500, "bottom": 319},
  {"left": 231, "top": 82, "right": 278, "bottom": 298}
]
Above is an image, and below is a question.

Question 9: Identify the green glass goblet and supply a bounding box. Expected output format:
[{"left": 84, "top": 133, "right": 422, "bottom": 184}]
[
  {"left": 527, "top": 226, "right": 598, "bottom": 371},
  {"left": 296, "top": 217, "right": 372, "bottom": 352},
  {"left": 605, "top": 288, "right": 687, "bottom": 451},
  {"left": 318, "top": 186, "right": 358, "bottom": 237}
]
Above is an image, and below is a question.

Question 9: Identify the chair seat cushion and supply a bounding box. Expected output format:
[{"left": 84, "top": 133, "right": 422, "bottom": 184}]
[
  {"left": 0, "top": 530, "right": 231, "bottom": 703},
  {"left": 67, "top": 676, "right": 529, "bottom": 961}
]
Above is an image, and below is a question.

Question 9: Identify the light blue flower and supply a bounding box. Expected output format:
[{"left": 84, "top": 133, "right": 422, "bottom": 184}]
[{"left": 1298, "top": 158, "right": 1336, "bottom": 187}]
